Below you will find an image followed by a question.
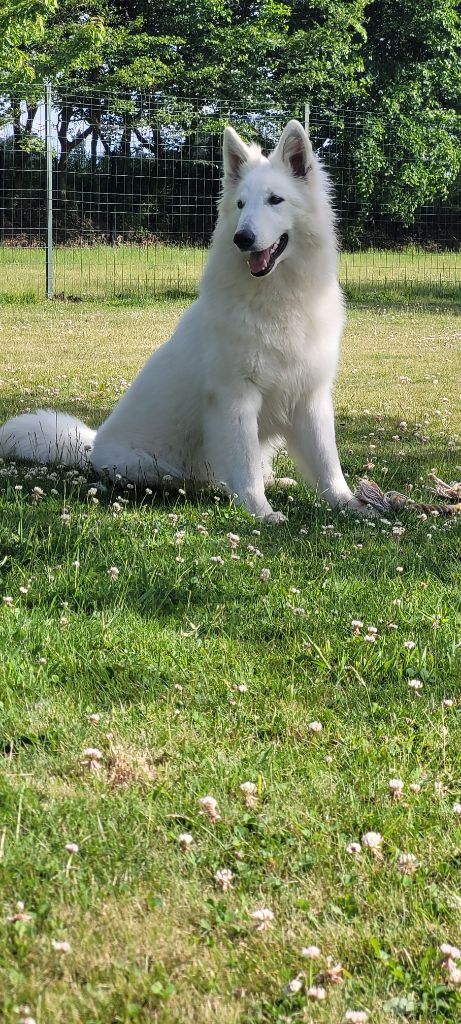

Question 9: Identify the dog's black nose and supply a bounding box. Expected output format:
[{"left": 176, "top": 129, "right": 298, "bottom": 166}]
[{"left": 233, "top": 228, "right": 256, "bottom": 251}]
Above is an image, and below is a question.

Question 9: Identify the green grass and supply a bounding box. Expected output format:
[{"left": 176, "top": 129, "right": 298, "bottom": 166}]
[
  {"left": 0, "top": 254, "right": 461, "bottom": 1023},
  {"left": 0, "top": 242, "right": 460, "bottom": 305}
]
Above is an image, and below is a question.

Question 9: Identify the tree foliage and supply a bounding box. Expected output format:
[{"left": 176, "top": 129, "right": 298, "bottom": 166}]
[{"left": 1, "top": 0, "right": 460, "bottom": 241}]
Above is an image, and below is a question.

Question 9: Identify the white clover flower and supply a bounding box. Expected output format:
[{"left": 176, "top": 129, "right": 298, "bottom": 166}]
[
  {"left": 307, "top": 985, "right": 327, "bottom": 1001},
  {"left": 239, "top": 779, "right": 256, "bottom": 797},
  {"left": 404, "top": 640, "right": 416, "bottom": 650},
  {"left": 240, "top": 781, "right": 258, "bottom": 808},
  {"left": 344, "top": 1012, "right": 369, "bottom": 1023},
  {"left": 447, "top": 963, "right": 461, "bottom": 986},
  {"left": 226, "top": 532, "right": 240, "bottom": 547},
  {"left": 453, "top": 803, "right": 461, "bottom": 816},
  {"left": 440, "top": 943, "right": 461, "bottom": 960},
  {"left": 393, "top": 598, "right": 402, "bottom": 607},
  {"left": 88, "top": 713, "right": 101, "bottom": 724},
  {"left": 65, "top": 842, "right": 79, "bottom": 854},
  {"left": 397, "top": 852, "right": 419, "bottom": 874},
  {"left": 214, "top": 868, "right": 234, "bottom": 892},
  {"left": 236, "top": 683, "right": 248, "bottom": 693},
  {"left": 389, "top": 778, "right": 404, "bottom": 799},
  {"left": 107, "top": 566, "right": 120, "bottom": 580},
  {"left": 210, "top": 555, "right": 224, "bottom": 565},
  {"left": 351, "top": 619, "right": 363, "bottom": 629},
  {"left": 51, "top": 939, "right": 72, "bottom": 953},
  {"left": 32, "top": 486, "right": 44, "bottom": 497},
  {"left": 364, "top": 633, "right": 376, "bottom": 642},
  {"left": 199, "top": 795, "right": 221, "bottom": 821},
  {"left": 250, "top": 907, "right": 274, "bottom": 931},
  {"left": 308, "top": 721, "right": 323, "bottom": 733},
  {"left": 7, "top": 905, "right": 33, "bottom": 923},
  {"left": 178, "top": 833, "right": 194, "bottom": 851},
  {"left": 367, "top": 625, "right": 378, "bottom": 634},
  {"left": 408, "top": 678, "right": 423, "bottom": 690},
  {"left": 81, "top": 747, "right": 103, "bottom": 770},
  {"left": 444, "top": 699, "right": 454, "bottom": 708},
  {"left": 72, "top": 559, "right": 80, "bottom": 569},
  {"left": 409, "top": 783, "right": 421, "bottom": 794},
  {"left": 2, "top": 595, "right": 13, "bottom": 607},
  {"left": 284, "top": 974, "right": 304, "bottom": 995},
  {"left": 260, "top": 568, "right": 271, "bottom": 581},
  {"left": 346, "top": 841, "right": 362, "bottom": 855},
  {"left": 292, "top": 606, "right": 305, "bottom": 616},
  {"left": 362, "top": 831, "right": 383, "bottom": 851},
  {"left": 301, "top": 944, "right": 321, "bottom": 959}
]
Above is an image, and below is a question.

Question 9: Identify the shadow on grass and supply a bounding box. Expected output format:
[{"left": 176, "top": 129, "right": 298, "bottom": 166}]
[
  {"left": 0, "top": 398, "right": 456, "bottom": 495},
  {"left": 345, "top": 280, "right": 460, "bottom": 312},
  {"left": 0, "top": 280, "right": 459, "bottom": 311},
  {"left": 0, "top": 411, "right": 459, "bottom": 632}
]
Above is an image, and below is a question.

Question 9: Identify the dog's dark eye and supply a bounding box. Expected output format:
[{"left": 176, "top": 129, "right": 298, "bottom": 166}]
[
  {"left": 237, "top": 199, "right": 245, "bottom": 209},
  {"left": 268, "top": 194, "right": 284, "bottom": 205}
]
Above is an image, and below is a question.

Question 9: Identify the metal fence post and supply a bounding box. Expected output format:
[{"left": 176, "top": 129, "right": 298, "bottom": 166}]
[
  {"left": 304, "top": 103, "right": 310, "bottom": 133},
  {"left": 45, "top": 81, "right": 54, "bottom": 299}
]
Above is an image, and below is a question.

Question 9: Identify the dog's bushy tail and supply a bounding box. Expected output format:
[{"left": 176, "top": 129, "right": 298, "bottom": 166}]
[{"left": 0, "top": 409, "right": 96, "bottom": 468}]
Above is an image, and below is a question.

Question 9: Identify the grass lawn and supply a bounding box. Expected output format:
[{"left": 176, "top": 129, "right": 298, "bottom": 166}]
[
  {"left": 0, "top": 251, "right": 460, "bottom": 1023},
  {"left": 0, "top": 243, "right": 460, "bottom": 305}
]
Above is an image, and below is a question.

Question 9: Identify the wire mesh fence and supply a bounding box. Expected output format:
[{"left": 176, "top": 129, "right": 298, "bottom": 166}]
[{"left": 0, "top": 86, "right": 460, "bottom": 301}]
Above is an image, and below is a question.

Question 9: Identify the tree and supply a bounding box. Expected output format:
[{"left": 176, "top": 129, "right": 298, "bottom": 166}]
[
  {"left": 354, "top": 0, "right": 461, "bottom": 229},
  {"left": 0, "top": 1, "right": 57, "bottom": 84},
  {"left": 1, "top": 0, "right": 460, "bottom": 244}
]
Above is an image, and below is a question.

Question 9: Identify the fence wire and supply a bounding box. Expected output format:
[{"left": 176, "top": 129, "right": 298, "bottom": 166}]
[{"left": 0, "top": 87, "right": 460, "bottom": 301}]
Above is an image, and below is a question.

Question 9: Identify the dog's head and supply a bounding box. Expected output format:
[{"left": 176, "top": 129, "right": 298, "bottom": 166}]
[{"left": 221, "top": 120, "right": 317, "bottom": 278}]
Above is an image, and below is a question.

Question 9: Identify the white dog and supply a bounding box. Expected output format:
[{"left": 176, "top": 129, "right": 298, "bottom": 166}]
[{"left": 0, "top": 120, "right": 363, "bottom": 522}]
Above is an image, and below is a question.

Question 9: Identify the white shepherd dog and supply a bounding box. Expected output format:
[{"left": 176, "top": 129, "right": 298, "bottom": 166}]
[{"left": 0, "top": 120, "right": 364, "bottom": 522}]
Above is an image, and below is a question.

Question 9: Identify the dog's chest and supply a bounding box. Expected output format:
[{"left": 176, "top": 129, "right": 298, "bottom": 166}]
[{"left": 243, "top": 316, "right": 311, "bottom": 393}]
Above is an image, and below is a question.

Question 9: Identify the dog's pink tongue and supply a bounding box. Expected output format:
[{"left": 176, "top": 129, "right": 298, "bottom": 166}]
[{"left": 249, "top": 248, "right": 270, "bottom": 274}]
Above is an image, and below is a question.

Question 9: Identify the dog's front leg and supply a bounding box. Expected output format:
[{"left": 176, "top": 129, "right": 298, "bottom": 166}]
[
  {"left": 287, "top": 388, "right": 362, "bottom": 512},
  {"left": 204, "top": 388, "right": 286, "bottom": 523}
]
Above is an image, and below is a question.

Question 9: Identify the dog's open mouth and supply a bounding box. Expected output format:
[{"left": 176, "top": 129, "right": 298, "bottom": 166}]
[{"left": 248, "top": 234, "right": 288, "bottom": 277}]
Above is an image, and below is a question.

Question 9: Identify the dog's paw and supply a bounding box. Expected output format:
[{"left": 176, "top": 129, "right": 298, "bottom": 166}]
[
  {"left": 261, "top": 509, "right": 287, "bottom": 525},
  {"left": 343, "top": 495, "right": 377, "bottom": 517},
  {"left": 274, "top": 476, "right": 298, "bottom": 489}
]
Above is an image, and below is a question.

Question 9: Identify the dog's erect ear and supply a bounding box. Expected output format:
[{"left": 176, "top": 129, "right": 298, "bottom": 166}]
[
  {"left": 223, "top": 126, "right": 250, "bottom": 182},
  {"left": 275, "top": 120, "right": 313, "bottom": 179}
]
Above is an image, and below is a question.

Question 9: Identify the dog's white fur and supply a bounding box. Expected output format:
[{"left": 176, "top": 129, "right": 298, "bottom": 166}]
[{"left": 0, "top": 120, "right": 362, "bottom": 521}]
